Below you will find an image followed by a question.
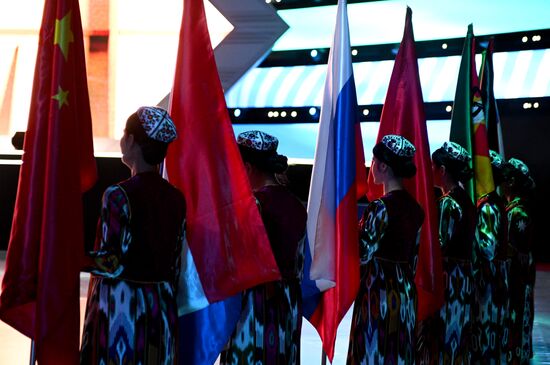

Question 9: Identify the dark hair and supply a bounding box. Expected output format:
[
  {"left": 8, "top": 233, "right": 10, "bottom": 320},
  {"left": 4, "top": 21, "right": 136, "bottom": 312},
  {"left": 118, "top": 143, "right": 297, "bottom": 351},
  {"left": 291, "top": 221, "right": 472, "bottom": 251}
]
[
  {"left": 372, "top": 142, "right": 416, "bottom": 178},
  {"left": 238, "top": 145, "right": 288, "bottom": 174},
  {"left": 125, "top": 112, "right": 169, "bottom": 165},
  {"left": 502, "top": 163, "right": 534, "bottom": 195},
  {"left": 492, "top": 164, "right": 504, "bottom": 186},
  {"left": 432, "top": 147, "right": 473, "bottom": 184}
]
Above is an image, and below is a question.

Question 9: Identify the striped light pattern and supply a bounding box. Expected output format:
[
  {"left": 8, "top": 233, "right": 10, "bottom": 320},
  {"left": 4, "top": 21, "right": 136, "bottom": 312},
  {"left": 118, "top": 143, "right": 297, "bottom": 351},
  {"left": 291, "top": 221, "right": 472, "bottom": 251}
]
[{"left": 226, "top": 49, "right": 550, "bottom": 107}]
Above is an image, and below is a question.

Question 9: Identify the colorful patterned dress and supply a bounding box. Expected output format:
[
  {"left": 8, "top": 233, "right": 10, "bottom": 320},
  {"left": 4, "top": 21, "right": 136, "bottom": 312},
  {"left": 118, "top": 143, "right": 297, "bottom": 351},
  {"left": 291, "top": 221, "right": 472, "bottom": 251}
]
[
  {"left": 471, "top": 191, "right": 508, "bottom": 364},
  {"left": 220, "top": 184, "right": 307, "bottom": 365},
  {"left": 80, "top": 172, "right": 186, "bottom": 365},
  {"left": 347, "top": 189, "right": 424, "bottom": 365},
  {"left": 506, "top": 196, "right": 534, "bottom": 364},
  {"left": 437, "top": 186, "right": 476, "bottom": 365}
]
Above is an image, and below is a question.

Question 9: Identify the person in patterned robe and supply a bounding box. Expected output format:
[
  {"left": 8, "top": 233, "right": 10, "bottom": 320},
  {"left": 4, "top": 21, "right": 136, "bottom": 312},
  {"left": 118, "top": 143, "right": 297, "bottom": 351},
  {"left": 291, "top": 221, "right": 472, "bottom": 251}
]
[
  {"left": 503, "top": 158, "right": 535, "bottom": 364},
  {"left": 471, "top": 150, "right": 509, "bottom": 364},
  {"left": 220, "top": 130, "right": 307, "bottom": 365},
  {"left": 347, "top": 135, "right": 424, "bottom": 365},
  {"left": 80, "top": 107, "right": 185, "bottom": 364},
  {"left": 431, "top": 141, "right": 476, "bottom": 365}
]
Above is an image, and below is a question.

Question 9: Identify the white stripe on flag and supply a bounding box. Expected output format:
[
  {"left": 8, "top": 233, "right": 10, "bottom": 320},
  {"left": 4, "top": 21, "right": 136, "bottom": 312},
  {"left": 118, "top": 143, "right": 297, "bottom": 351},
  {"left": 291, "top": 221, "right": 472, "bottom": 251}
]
[{"left": 306, "top": 0, "right": 353, "bottom": 291}]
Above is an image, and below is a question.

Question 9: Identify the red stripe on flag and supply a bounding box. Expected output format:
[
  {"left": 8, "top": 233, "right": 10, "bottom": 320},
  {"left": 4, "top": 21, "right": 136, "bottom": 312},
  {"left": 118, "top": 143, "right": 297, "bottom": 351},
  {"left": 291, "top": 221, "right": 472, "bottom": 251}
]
[{"left": 310, "top": 187, "right": 360, "bottom": 360}]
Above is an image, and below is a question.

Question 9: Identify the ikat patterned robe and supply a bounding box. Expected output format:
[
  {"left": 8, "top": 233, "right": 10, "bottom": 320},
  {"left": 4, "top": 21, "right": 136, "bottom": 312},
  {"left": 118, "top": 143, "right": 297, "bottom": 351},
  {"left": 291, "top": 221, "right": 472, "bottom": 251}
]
[
  {"left": 80, "top": 172, "right": 186, "bottom": 365},
  {"left": 347, "top": 189, "right": 424, "bottom": 365},
  {"left": 437, "top": 186, "right": 476, "bottom": 365},
  {"left": 471, "top": 191, "right": 509, "bottom": 365},
  {"left": 220, "top": 184, "right": 307, "bottom": 365},
  {"left": 506, "top": 197, "right": 535, "bottom": 364}
]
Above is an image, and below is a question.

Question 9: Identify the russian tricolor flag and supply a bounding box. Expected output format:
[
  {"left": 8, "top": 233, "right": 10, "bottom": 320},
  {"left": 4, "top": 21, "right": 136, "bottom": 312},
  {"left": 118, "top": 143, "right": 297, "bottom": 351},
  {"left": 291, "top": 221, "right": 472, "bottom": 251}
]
[{"left": 302, "top": 0, "right": 368, "bottom": 361}]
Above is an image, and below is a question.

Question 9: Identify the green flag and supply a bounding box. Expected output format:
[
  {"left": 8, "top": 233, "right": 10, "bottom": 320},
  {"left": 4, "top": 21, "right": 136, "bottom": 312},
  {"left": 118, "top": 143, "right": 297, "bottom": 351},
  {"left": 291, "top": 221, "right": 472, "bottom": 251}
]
[{"left": 450, "top": 24, "right": 475, "bottom": 200}]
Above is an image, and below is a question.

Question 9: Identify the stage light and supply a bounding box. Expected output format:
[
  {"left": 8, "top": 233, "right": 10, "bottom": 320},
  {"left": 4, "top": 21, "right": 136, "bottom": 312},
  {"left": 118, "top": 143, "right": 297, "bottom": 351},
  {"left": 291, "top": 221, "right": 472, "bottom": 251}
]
[
  {"left": 523, "top": 102, "right": 532, "bottom": 109},
  {"left": 310, "top": 49, "right": 318, "bottom": 58},
  {"left": 309, "top": 107, "right": 317, "bottom": 116},
  {"left": 268, "top": 111, "right": 274, "bottom": 117},
  {"left": 233, "top": 108, "right": 241, "bottom": 117},
  {"left": 291, "top": 111, "right": 297, "bottom": 117},
  {"left": 265, "top": 0, "right": 272, "bottom": 3},
  {"left": 273, "top": 111, "right": 279, "bottom": 117},
  {"left": 362, "top": 109, "right": 369, "bottom": 116},
  {"left": 281, "top": 111, "right": 287, "bottom": 117},
  {"left": 351, "top": 49, "right": 358, "bottom": 56},
  {"left": 534, "top": 102, "right": 540, "bottom": 108},
  {"left": 522, "top": 36, "right": 528, "bottom": 43},
  {"left": 442, "top": 43, "right": 448, "bottom": 49},
  {"left": 446, "top": 105, "right": 453, "bottom": 112}
]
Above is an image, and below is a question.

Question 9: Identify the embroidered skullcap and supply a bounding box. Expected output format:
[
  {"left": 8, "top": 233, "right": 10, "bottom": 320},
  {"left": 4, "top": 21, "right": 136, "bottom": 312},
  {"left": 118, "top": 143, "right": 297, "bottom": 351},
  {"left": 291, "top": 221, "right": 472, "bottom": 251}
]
[
  {"left": 442, "top": 141, "right": 471, "bottom": 162},
  {"left": 372, "top": 134, "right": 417, "bottom": 178},
  {"left": 489, "top": 150, "right": 504, "bottom": 169},
  {"left": 237, "top": 130, "right": 278, "bottom": 152},
  {"left": 136, "top": 106, "right": 177, "bottom": 143},
  {"left": 508, "top": 158, "right": 531, "bottom": 179},
  {"left": 381, "top": 135, "right": 416, "bottom": 158},
  {"left": 507, "top": 158, "right": 535, "bottom": 189}
]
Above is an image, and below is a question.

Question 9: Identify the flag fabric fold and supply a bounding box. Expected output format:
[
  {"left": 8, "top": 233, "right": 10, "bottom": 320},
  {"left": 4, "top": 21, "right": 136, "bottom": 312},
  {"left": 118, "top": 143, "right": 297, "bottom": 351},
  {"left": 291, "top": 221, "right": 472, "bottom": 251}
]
[
  {"left": 365, "top": 6, "right": 444, "bottom": 323},
  {"left": 164, "top": 0, "right": 281, "bottom": 363},
  {"left": 0, "top": 0, "right": 96, "bottom": 363},
  {"left": 479, "top": 38, "right": 505, "bottom": 157},
  {"left": 302, "top": 0, "right": 367, "bottom": 360},
  {"left": 450, "top": 24, "right": 495, "bottom": 201}
]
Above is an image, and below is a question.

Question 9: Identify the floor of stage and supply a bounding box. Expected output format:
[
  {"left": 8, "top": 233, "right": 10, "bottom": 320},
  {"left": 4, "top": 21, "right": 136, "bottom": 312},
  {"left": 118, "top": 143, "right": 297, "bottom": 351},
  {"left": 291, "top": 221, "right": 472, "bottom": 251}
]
[{"left": 1, "top": 251, "right": 549, "bottom": 364}]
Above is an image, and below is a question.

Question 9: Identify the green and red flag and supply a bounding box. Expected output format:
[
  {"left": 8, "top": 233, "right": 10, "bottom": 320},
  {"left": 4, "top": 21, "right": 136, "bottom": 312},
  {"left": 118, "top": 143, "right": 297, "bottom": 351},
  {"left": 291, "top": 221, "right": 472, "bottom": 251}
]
[
  {"left": 479, "top": 38, "right": 505, "bottom": 157},
  {"left": 0, "top": 0, "right": 96, "bottom": 363},
  {"left": 450, "top": 24, "right": 494, "bottom": 201}
]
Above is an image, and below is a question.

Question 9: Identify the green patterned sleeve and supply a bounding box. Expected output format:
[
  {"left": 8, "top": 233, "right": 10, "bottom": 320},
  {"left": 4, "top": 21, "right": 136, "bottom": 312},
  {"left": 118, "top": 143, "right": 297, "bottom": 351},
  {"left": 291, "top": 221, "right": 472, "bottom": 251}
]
[
  {"left": 438, "top": 195, "right": 462, "bottom": 250},
  {"left": 475, "top": 202, "right": 499, "bottom": 261},
  {"left": 507, "top": 206, "right": 530, "bottom": 250},
  {"left": 358, "top": 199, "right": 388, "bottom": 264}
]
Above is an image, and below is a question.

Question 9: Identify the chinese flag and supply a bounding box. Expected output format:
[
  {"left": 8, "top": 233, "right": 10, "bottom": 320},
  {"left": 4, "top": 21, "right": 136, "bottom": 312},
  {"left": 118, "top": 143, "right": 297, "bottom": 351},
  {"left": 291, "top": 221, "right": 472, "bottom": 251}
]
[{"left": 0, "top": 0, "right": 96, "bottom": 363}]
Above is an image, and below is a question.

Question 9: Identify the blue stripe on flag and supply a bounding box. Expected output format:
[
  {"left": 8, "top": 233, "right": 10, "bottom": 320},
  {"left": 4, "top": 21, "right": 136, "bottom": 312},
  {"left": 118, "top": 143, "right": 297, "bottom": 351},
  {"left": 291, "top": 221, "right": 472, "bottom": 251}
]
[
  {"left": 335, "top": 75, "right": 359, "bottom": 205},
  {"left": 301, "top": 234, "right": 321, "bottom": 319},
  {"left": 178, "top": 294, "right": 241, "bottom": 365}
]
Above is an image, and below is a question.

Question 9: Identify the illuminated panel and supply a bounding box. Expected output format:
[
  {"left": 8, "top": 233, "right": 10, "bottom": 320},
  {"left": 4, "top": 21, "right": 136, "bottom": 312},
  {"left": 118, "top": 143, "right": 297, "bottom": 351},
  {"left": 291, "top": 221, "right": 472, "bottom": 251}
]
[
  {"left": 110, "top": 0, "right": 233, "bottom": 138},
  {"left": 226, "top": 49, "right": 550, "bottom": 108},
  {"left": 274, "top": 0, "right": 550, "bottom": 51}
]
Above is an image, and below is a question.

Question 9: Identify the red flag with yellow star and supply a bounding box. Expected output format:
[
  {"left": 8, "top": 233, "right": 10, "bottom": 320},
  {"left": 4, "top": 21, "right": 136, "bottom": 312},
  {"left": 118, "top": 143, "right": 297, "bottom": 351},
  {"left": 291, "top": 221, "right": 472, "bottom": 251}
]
[{"left": 0, "top": 0, "right": 96, "bottom": 363}]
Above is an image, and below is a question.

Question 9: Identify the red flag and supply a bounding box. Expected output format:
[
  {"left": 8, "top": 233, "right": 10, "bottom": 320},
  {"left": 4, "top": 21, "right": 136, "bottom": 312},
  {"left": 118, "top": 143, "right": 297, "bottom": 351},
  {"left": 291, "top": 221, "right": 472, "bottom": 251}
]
[
  {"left": 366, "top": 7, "right": 444, "bottom": 320},
  {"left": 0, "top": 0, "right": 96, "bottom": 363},
  {"left": 164, "top": 0, "right": 280, "bottom": 303}
]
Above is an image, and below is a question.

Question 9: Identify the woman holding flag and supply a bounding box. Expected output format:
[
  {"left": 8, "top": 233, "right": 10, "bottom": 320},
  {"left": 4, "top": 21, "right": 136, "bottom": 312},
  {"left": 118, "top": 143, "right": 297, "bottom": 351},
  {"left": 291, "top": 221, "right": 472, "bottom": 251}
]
[
  {"left": 432, "top": 141, "right": 476, "bottom": 364},
  {"left": 472, "top": 150, "right": 510, "bottom": 364},
  {"left": 80, "top": 107, "right": 185, "bottom": 364},
  {"left": 503, "top": 157, "right": 535, "bottom": 364},
  {"left": 471, "top": 150, "right": 509, "bottom": 363},
  {"left": 220, "top": 130, "right": 307, "bottom": 365},
  {"left": 347, "top": 135, "right": 424, "bottom": 364}
]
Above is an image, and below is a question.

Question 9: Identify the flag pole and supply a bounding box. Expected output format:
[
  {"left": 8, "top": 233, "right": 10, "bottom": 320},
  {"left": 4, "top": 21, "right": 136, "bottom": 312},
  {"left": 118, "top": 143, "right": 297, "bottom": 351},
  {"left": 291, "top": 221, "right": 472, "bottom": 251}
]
[
  {"left": 29, "top": 340, "right": 36, "bottom": 364},
  {"left": 321, "top": 350, "right": 327, "bottom": 365}
]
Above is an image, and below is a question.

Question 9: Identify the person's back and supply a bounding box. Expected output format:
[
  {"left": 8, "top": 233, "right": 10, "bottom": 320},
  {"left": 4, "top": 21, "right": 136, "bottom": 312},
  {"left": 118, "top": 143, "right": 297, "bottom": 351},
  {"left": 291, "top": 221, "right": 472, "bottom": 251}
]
[{"left": 118, "top": 172, "right": 185, "bottom": 282}]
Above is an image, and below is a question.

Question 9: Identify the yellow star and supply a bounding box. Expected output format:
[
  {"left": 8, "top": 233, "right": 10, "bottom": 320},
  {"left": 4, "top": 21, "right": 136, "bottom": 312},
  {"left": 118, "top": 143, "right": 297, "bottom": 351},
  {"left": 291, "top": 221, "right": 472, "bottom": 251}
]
[
  {"left": 54, "top": 11, "right": 74, "bottom": 61},
  {"left": 52, "top": 86, "right": 69, "bottom": 109}
]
